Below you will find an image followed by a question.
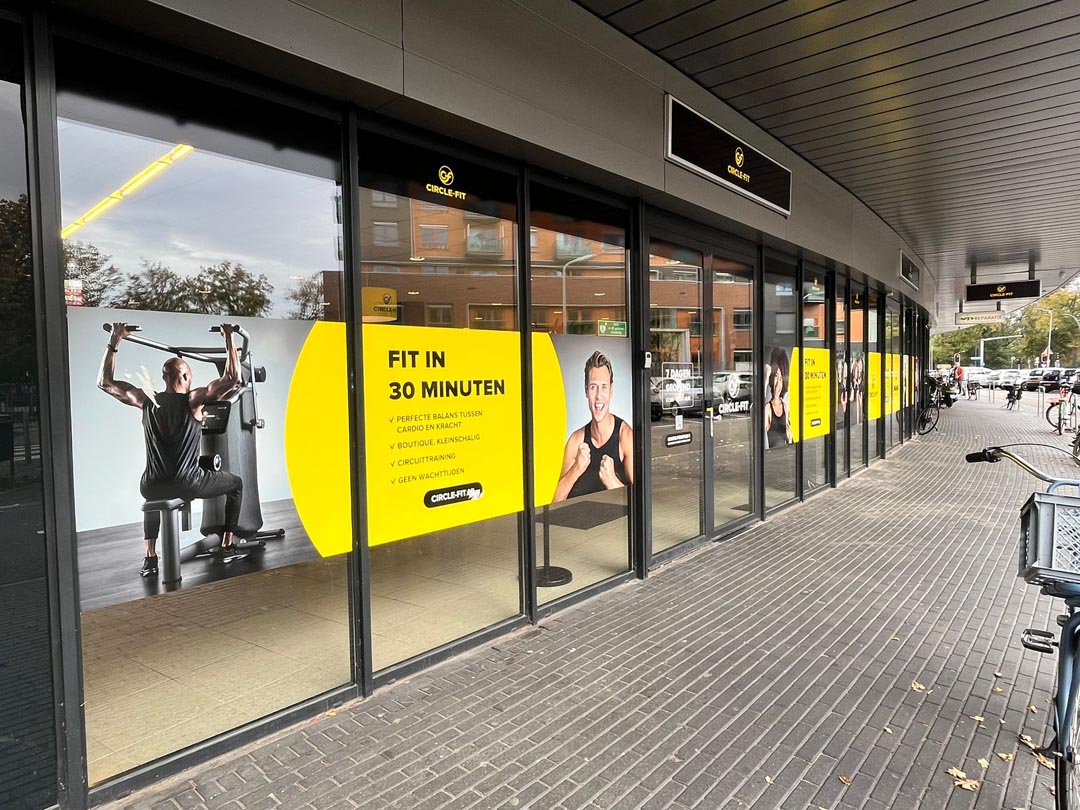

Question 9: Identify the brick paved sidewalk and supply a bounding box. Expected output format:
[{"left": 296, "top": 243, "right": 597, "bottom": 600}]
[{"left": 108, "top": 399, "right": 1073, "bottom": 810}]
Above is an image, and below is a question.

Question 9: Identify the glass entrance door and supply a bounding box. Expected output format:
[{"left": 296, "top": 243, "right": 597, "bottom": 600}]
[{"left": 648, "top": 237, "right": 755, "bottom": 555}]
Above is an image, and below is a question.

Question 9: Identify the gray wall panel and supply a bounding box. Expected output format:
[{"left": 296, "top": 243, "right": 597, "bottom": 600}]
[
  {"left": 402, "top": 0, "right": 662, "bottom": 161},
  {"left": 60, "top": 0, "right": 406, "bottom": 100},
  {"left": 57, "top": 0, "right": 936, "bottom": 312}
]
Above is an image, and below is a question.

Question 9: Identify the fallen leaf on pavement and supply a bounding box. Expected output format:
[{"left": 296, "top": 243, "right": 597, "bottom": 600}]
[
  {"left": 978, "top": 758, "right": 990, "bottom": 769},
  {"left": 884, "top": 727, "right": 893, "bottom": 734},
  {"left": 970, "top": 715, "right": 986, "bottom": 722},
  {"left": 1035, "top": 752, "right": 1056, "bottom": 771},
  {"left": 993, "top": 687, "right": 1005, "bottom": 694},
  {"left": 998, "top": 752, "right": 1016, "bottom": 761},
  {"left": 911, "top": 681, "right": 926, "bottom": 691},
  {"left": 947, "top": 767, "right": 967, "bottom": 779},
  {"left": 1028, "top": 705, "right": 1039, "bottom": 713},
  {"left": 765, "top": 776, "right": 773, "bottom": 785},
  {"left": 994, "top": 672, "right": 1005, "bottom": 678},
  {"left": 1019, "top": 734, "right": 1038, "bottom": 750},
  {"left": 954, "top": 778, "right": 980, "bottom": 791},
  {"left": 839, "top": 775, "right": 853, "bottom": 785}
]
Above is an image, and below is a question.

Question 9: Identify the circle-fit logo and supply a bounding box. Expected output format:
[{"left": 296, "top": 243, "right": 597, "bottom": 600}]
[
  {"left": 997, "top": 285, "right": 1006, "bottom": 293},
  {"left": 383, "top": 293, "right": 392, "bottom": 304},
  {"left": 735, "top": 147, "right": 745, "bottom": 168},
  {"left": 438, "top": 165, "right": 454, "bottom": 185}
]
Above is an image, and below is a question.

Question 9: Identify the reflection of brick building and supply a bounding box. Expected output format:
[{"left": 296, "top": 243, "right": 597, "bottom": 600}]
[{"left": 356, "top": 190, "right": 629, "bottom": 332}]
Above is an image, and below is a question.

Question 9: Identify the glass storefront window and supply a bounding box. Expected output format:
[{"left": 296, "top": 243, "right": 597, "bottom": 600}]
[
  {"left": 764, "top": 254, "right": 797, "bottom": 509},
  {"left": 710, "top": 256, "right": 755, "bottom": 527},
  {"left": 886, "top": 301, "right": 901, "bottom": 449},
  {"left": 867, "top": 291, "right": 881, "bottom": 460},
  {"left": 649, "top": 239, "right": 704, "bottom": 550},
  {"left": 801, "top": 268, "right": 830, "bottom": 493},
  {"left": 835, "top": 277, "right": 848, "bottom": 479},
  {"left": 357, "top": 133, "right": 522, "bottom": 669},
  {"left": 57, "top": 41, "right": 352, "bottom": 784},
  {"left": 849, "top": 285, "right": 867, "bottom": 470},
  {"left": 0, "top": 20, "right": 58, "bottom": 809},
  {"left": 529, "top": 185, "right": 631, "bottom": 602}
]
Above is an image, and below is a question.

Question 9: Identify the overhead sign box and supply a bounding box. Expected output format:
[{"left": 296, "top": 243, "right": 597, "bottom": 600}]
[
  {"left": 965, "top": 280, "right": 1041, "bottom": 302},
  {"left": 665, "top": 95, "right": 791, "bottom": 217},
  {"left": 955, "top": 311, "right": 1005, "bottom": 325},
  {"left": 900, "top": 252, "right": 920, "bottom": 290}
]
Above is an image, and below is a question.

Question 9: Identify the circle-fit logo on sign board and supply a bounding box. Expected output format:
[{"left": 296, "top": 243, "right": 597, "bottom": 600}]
[
  {"left": 438, "top": 165, "right": 454, "bottom": 185},
  {"left": 735, "top": 147, "right": 745, "bottom": 168},
  {"left": 997, "top": 285, "right": 1006, "bottom": 293}
]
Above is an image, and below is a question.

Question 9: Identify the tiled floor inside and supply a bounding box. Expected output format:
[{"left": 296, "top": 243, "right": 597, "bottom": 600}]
[{"left": 83, "top": 494, "right": 635, "bottom": 784}]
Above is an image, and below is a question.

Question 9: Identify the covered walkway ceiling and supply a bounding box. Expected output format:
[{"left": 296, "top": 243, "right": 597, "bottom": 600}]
[{"left": 575, "top": 0, "right": 1080, "bottom": 328}]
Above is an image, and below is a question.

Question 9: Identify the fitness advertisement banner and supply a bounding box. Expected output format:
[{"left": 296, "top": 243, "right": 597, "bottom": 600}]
[
  {"left": 868, "top": 351, "right": 882, "bottom": 420},
  {"left": 68, "top": 307, "right": 351, "bottom": 611},
  {"left": 764, "top": 345, "right": 795, "bottom": 448},
  {"left": 532, "top": 335, "right": 633, "bottom": 507},
  {"left": 362, "top": 324, "right": 524, "bottom": 546},
  {"left": 790, "top": 347, "right": 831, "bottom": 442},
  {"left": 886, "top": 353, "right": 902, "bottom": 415}
]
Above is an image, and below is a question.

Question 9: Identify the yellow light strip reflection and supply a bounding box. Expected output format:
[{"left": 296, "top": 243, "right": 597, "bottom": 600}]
[{"left": 61, "top": 143, "right": 194, "bottom": 240}]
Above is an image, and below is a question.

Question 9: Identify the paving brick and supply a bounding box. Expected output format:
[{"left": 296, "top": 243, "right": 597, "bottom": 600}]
[{"left": 101, "top": 403, "right": 1066, "bottom": 810}]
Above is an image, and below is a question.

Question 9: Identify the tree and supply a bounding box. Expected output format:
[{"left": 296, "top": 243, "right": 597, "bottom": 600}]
[
  {"left": 120, "top": 260, "right": 198, "bottom": 313},
  {"left": 63, "top": 241, "right": 123, "bottom": 308},
  {"left": 0, "top": 195, "right": 36, "bottom": 381},
  {"left": 192, "top": 260, "right": 274, "bottom": 317},
  {"left": 286, "top": 272, "right": 325, "bottom": 320}
]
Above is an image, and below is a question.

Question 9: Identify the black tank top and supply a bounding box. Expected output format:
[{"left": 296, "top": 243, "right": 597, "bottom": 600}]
[
  {"left": 567, "top": 415, "right": 629, "bottom": 499},
  {"left": 142, "top": 392, "right": 202, "bottom": 485},
  {"left": 767, "top": 400, "right": 788, "bottom": 448}
]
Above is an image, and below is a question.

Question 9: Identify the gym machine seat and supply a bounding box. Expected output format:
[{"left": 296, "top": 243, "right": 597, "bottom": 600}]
[{"left": 141, "top": 498, "right": 190, "bottom": 584}]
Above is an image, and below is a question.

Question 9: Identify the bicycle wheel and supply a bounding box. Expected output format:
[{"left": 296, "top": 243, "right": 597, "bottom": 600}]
[
  {"left": 1073, "top": 433, "right": 1080, "bottom": 467},
  {"left": 1048, "top": 403, "right": 1064, "bottom": 434},
  {"left": 1054, "top": 662, "right": 1080, "bottom": 809},
  {"left": 916, "top": 405, "right": 938, "bottom": 435},
  {"left": 1070, "top": 402, "right": 1079, "bottom": 434}
]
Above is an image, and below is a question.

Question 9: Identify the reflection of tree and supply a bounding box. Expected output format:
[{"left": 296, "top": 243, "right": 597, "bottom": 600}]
[
  {"left": 120, "top": 260, "right": 198, "bottom": 313},
  {"left": 286, "top": 272, "right": 324, "bottom": 320},
  {"left": 64, "top": 241, "right": 122, "bottom": 308},
  {"left": 193, "top": 260, "right": 273, "bottom": 317},
  {"left": 114, "top": 258, "right": 275, "bottom": 317},
  {"left": 0, "top": 196, "right": 36, "bottom": 382}
]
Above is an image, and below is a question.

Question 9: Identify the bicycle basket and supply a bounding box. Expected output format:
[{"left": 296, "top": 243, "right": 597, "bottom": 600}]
[{"left": 1019, "top": 492, "right": 1080, "bottom": 585}]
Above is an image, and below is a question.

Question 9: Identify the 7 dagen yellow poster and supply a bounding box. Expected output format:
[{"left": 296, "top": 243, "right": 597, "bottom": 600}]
[
  {"left": 789, "top": 347, "right": 831, "bottom": 442},
  {"left": 886, "top": 353, "right": 901, "bottom": 415},
  {"left": 867, "top": 352, "right": 882, "bottom": 420}
]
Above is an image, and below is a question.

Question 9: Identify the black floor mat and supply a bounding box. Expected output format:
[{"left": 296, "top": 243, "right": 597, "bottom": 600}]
[{"left": 542, "top": 500, "right": 628, "bottom": 530}]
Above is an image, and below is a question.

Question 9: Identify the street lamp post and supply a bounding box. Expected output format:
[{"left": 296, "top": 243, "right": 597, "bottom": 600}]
[
  {"left": 1037, "top": 307, "right": 1054, "bottom": 366},
  {"left": 560, "top": 252, "right": 595, "bottom": 334}
]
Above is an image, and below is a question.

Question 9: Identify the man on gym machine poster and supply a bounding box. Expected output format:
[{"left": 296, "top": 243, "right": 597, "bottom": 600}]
[{"left": 98, "top": 322, "right": 247, "bottom": 578}]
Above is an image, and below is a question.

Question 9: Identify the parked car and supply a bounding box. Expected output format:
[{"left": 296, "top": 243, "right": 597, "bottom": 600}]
[
  {"left": 995, "top": 369, "right": 1021, "bottom": 389},
  {"left": 1024, "top": 368, "right": 1047, "bottom": 391},
  {"left": 650, "top": 377, "right": 694, "bottom": 420},
  {"left": 1040, "top": 368, "right": 1064, "bottom": 391},
  {"left": 962, "top": 366, "right": 991, "bottom": 385}
]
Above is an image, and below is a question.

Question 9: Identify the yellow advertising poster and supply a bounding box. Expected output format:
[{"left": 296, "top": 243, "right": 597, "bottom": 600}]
[
  {"left": 868, "top": 351, "right": 882, "bottom": 419},
  {"left": 362, "top": 324, "right": 524, "bottom": 546},
  {"left": 886, "top": 353, "right": 901, "bottom": 415},
  {"left": 790, "top": 347, "right": 831, "bottom": 442}
]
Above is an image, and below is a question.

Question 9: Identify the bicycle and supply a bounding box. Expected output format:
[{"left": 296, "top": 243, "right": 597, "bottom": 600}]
[
  {"left": 967, "top": 445, "right": 1080, "bottom": 807},
  {"left": 1006, "top": 383, "right": 1024, "bottom": 410},
  {"left": 1047, "top": 387, "right": 1078, "bottom": 436},
  {"left": 916, "top": 376, "right": 945, "bottom": 435}
]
